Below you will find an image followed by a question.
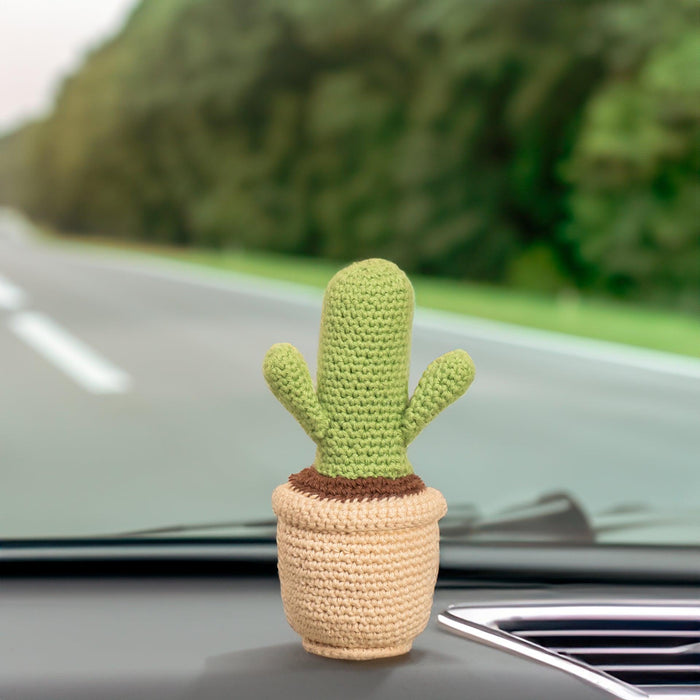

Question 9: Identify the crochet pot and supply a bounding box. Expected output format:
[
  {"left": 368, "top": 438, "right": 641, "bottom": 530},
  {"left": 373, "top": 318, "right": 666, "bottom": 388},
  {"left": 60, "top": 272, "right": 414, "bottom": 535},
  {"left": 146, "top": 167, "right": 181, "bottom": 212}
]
[{"left": 272, "top": 482, "right": 447, "bottom": 660}]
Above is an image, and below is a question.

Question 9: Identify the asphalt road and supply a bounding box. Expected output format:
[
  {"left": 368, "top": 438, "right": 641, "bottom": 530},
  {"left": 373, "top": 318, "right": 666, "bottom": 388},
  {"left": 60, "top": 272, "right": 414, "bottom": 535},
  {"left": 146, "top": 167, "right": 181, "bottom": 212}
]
[{"left": 1, "top": 209, "right": 699, "bottom": 539}]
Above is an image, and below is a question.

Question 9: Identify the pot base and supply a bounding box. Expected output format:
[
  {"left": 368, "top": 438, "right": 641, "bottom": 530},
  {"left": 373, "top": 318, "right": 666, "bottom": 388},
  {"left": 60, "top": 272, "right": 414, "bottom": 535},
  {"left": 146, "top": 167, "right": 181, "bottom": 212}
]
[{"left": 302, "top": 638, "right": 412, "bottom": 660}]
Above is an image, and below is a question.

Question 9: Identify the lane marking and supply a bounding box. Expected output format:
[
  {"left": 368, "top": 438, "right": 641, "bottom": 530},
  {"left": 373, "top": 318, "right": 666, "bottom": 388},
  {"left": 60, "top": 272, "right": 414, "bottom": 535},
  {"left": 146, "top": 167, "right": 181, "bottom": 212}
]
[
  {"left": 3, "top": 206, "right": 698, "bottom": 382},
  {"left": 0, "top": 274, "right": 26, "bottom": 310},
  {"left": 9, "top": 312, "right": 131, "bottom": 394},
  {"left": 59, "top": 251, "right": 700, "bottom": 382},
  {"left": 414, "top": 308, "right": 700, "bottom": 382}
]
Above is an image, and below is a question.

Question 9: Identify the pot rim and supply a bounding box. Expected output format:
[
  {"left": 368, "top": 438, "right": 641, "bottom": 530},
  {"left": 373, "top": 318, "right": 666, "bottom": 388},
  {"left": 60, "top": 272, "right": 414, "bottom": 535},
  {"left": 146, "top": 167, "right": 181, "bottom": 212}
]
[{"left": 272, "top": 482, "right": 447, "bottom": 533}]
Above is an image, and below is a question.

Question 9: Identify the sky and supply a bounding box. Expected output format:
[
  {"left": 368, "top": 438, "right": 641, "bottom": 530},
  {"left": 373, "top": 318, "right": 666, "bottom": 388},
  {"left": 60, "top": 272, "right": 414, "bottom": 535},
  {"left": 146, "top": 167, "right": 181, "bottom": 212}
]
[{"left": 0, "top": 0, "right": 141, "bottom": 134}]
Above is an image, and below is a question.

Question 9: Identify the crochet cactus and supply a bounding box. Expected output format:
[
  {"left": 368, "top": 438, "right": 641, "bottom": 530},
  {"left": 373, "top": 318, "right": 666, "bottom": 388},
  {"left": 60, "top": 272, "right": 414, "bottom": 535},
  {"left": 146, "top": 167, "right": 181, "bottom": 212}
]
[{"left": 263, "top": 258, "right": 475, "bottom": 480}]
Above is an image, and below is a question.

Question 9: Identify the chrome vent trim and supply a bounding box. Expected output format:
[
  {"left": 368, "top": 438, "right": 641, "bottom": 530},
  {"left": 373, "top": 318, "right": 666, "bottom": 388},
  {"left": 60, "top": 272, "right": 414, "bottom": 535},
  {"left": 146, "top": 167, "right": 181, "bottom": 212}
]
[{"left": 438, "top": 603, "right": 700, "bottom": 700}]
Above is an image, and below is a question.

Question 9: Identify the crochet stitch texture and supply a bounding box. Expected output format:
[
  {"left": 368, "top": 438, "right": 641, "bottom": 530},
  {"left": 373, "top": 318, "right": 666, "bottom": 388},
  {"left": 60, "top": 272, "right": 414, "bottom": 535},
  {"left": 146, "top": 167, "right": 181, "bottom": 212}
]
[
  {"left": 272, "top": 482, "right": 447, "bottom": 659},
  {"left": 263, "top": 258, "right": 475, "bottom": 480}
]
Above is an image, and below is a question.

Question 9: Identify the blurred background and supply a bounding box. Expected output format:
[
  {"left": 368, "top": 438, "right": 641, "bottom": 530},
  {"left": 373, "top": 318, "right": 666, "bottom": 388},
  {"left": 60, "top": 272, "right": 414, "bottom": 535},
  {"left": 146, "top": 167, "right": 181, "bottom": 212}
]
[
  {"left": 1, "top": 0, "right": 699, "bottom": 310},
  {"left": 0, "top": 0, "right": 698, "bottom": 541}
]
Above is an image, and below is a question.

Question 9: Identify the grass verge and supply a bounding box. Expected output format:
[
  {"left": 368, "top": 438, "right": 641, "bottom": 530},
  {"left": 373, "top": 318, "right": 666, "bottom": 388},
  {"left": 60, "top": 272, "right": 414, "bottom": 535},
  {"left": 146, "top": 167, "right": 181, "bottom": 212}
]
[{"left": 43, "top": 230, "right": 700, "bottom": 360}]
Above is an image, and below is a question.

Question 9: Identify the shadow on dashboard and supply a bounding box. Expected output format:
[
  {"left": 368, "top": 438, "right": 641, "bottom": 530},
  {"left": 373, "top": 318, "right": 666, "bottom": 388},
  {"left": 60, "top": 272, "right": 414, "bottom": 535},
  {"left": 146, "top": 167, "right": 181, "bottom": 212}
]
[{"left": 187, "top": 643, "right": 455, "bottom": 699}]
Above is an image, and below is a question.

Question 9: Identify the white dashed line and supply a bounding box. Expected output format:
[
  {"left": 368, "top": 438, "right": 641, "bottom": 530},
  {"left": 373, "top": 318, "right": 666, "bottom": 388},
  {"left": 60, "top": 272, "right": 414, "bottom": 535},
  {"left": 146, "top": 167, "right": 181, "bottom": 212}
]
[
  {"left": 0, "top": 274, "right": 26, "bottom": 310},
  {"left": 9, "top": 312, "right": 131, "bottom": 394},
  {"left": 4, "top": 207, "right": 700, "bottom": 382}
]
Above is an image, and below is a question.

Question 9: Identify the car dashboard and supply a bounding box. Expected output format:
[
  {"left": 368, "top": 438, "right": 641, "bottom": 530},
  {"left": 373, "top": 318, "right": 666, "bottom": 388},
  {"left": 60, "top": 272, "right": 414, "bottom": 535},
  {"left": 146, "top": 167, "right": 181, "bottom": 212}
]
[{"left": 2, "top": 545, "right": 699, "bottom": 700}]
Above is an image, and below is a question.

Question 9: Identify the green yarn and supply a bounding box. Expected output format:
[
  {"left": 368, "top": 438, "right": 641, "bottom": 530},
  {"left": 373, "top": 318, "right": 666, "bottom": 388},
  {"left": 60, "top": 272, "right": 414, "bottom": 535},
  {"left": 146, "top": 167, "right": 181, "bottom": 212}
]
[{"left": 263, "top": 258, "right": 475, "bottom": 479}]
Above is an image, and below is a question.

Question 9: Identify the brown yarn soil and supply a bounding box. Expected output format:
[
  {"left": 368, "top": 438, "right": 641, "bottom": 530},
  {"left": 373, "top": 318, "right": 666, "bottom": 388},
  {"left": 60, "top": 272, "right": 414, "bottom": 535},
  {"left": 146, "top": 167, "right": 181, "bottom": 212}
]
[{"left": 288, "top": 466, "right": 426, "bottom": 501}]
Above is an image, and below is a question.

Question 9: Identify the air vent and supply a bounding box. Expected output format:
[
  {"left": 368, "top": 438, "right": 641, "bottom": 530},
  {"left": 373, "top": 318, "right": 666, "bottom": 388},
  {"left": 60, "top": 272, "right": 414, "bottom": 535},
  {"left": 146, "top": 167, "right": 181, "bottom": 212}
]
[
  {"left": 439, "top": 603, "right": 700, "bottom": 700},
  {"left": 503, "top": 616, "right": 700, "bottom": 688}
]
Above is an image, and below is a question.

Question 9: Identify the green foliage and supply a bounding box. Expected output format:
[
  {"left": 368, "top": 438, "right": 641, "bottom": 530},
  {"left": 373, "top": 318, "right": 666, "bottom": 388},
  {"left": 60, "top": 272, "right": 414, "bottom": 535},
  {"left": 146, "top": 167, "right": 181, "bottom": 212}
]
[
  {"left": 0, "top": 0, "right": 697, "bottom": 308},
  {"left": 563, "top": 12, "right": 700, "bottom": 309},
  {"left": 263, "top": 259, "right": 474, "bottom": 479}
]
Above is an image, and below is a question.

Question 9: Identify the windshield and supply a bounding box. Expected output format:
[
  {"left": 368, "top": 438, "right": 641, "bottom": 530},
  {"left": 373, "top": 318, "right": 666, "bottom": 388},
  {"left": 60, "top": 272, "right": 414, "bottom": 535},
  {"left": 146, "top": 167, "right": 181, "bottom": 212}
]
[{"left": 0, "top": 0, "right": 698, "bottom": 548}]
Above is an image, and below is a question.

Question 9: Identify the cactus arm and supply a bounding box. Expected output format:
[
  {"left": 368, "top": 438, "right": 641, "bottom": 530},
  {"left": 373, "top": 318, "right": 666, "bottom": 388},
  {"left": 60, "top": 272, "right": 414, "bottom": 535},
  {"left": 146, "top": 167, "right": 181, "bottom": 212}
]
[
  {"left": 401, "top": 349, "right": 475, "bottom": 445},
  {"left": 263, "top": 343, "right": 329, "bottom": 443}
]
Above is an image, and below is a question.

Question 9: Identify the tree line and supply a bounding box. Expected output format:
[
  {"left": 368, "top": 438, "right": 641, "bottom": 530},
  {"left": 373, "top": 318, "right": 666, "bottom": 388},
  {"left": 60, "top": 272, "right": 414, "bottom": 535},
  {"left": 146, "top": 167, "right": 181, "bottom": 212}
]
[{"left": 0, "top": 0, "right": 698, "bottom": 309}]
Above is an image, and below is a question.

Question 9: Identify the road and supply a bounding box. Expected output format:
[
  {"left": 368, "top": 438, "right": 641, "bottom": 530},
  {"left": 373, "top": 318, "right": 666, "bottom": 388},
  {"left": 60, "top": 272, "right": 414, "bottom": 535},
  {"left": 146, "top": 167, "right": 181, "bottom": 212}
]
[{"left": 1, "top": 209, "right": 699, "bottom": 539}]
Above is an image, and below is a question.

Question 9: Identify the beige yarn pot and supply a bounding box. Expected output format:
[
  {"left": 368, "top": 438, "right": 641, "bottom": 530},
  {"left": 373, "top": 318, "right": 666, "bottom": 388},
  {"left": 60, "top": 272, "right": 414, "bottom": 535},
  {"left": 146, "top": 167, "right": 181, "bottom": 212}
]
[{"left": 272, "top": 482, "right": 447, "bottom": 660}]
